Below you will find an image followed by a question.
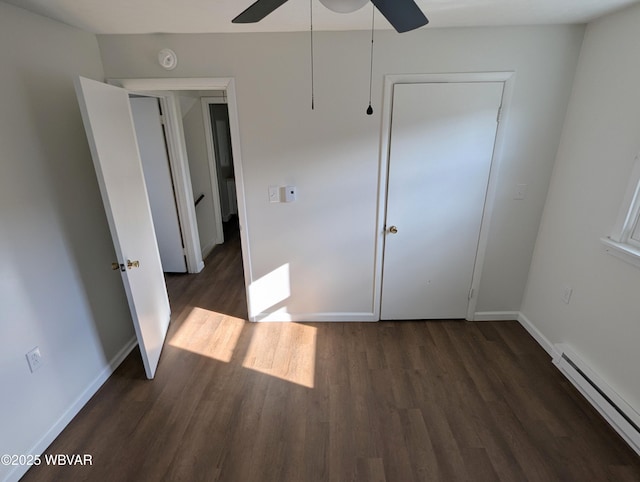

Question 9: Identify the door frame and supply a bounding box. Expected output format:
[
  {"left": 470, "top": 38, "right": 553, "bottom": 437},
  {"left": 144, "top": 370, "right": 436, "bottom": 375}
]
[
  {"left": 373, "top": 72, "right": 516, "bottom": 321},
  {"left": 108, "top": 77, "right": 253, "bottom": 320}
]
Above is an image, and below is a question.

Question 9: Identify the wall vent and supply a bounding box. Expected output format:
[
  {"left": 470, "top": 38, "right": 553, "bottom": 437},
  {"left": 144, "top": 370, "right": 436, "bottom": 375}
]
[{"left": 553, "top": 344, "right": 640, "bottom": 456}]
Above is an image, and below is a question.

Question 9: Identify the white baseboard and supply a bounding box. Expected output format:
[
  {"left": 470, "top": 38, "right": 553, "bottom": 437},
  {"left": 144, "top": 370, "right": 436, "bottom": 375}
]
[
  {"left": 516, "top": 312, "right": 558, "bottom": 357},
  {"left": 201, "top": 240, "right": 216, "bottom": 259},
  {"left": 515, "top": 314, "right": 640, "bottom": 456},
  {"left": 254, "top": 310, "right": 522, "bottom": 323},
  {"left": 5, "top": 336, "right": 138, "bottom": 482},
  {"left": 554, "top": 344, "right": 640, "bottom": 456},
  {"left": 473, "top": 311, "right": 520, "bottom": 321}
]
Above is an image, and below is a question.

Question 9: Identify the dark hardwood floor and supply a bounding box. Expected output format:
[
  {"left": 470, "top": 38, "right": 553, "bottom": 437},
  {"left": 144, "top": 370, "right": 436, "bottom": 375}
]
[{"left": 23, "top": 223, "right": 640, "bottom": 481}]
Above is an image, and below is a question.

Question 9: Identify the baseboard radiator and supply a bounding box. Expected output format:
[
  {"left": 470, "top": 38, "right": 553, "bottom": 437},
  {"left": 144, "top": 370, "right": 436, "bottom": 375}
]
[{"left": 553, "top": 344, "right": 640, "bottom": 456}]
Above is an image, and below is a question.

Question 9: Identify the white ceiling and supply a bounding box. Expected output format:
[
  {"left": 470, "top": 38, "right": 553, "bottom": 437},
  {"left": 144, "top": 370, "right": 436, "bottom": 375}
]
[{"left": 3, "top": 0, "right": 638, "bottom": 34}]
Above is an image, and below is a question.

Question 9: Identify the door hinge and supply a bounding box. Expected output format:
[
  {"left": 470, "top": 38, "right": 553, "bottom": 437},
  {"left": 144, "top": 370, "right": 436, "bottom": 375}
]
[
  {"left": 496, "top": 105, "right": 503, "bottom": 124},
  {"left": 159, "top": 114, "right": 166, "bottom": 125},
  {"left": 468, "top": 288, "right": 474, "bottom": 300}
]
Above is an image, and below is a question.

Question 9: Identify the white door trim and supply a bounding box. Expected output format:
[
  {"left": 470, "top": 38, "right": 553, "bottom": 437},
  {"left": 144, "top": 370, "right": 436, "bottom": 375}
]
[
  {"left": 373, "top": 72, "right": 516, "bottom": 321},
  {"left": 162, "top": 92, "right": 204, "bottom": 273},
  {"left": 108, "top": 77, "right": 253, "bottom": 320}
]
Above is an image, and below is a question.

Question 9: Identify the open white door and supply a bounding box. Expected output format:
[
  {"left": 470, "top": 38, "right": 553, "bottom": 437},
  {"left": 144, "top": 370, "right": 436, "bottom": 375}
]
[{"left": 74, "top": 76, "right": 171, "bottom": 379}]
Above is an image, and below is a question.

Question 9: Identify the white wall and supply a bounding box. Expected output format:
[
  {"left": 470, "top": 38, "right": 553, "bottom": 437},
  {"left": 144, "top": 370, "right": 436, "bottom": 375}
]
[
  {"left": 181, "top": 93, "right": 219, "bottom": 257},
  {"left": 521, "top": 4, "right": 640, "bottom": 414},
  {"left": 98, "top": 25, "right": 584, "bottom": 319},
  {"left": 0, "top": 4, "right": 134, "bottom": 481}
]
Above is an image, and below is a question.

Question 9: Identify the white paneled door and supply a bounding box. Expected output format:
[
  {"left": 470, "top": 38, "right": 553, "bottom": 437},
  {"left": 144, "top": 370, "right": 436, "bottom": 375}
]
[
  {"left": 74, "top": 77, "right": 171, "bottom": 379},
  {"left": 130, "top": 97, "right": 187, "bottom": 273},
  {"left": 381, "top": 82, "right": 503, "bottom": 320}
]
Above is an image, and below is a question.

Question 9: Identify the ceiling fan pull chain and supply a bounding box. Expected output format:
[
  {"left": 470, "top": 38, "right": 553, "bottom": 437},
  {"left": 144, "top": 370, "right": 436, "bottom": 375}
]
[
  {"left": 310, "top": 0, "right": 315, "bottom": 110},
  {"left": 366, "top": 5, "right": 375, "bottom": 115}
]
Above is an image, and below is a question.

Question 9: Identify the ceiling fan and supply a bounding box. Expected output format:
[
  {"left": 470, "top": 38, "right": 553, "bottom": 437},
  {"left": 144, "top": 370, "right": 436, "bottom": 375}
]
[{"left": 232, "top": 0, "right": 429, "bottom": 33}]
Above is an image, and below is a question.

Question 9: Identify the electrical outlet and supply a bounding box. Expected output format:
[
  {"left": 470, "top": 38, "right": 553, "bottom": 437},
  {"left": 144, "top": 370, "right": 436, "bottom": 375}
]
[
  {"left": 26, "top": 346, "right": 43, "bottom": 373},
  {"left": 561, "top": 285, "right": 573, "bottom": 304}
]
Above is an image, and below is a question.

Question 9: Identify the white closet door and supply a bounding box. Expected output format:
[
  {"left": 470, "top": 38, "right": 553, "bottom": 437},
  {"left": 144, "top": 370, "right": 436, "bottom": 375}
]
[{"left": 381, "top": 82, "right": 503, "bottom": 320}]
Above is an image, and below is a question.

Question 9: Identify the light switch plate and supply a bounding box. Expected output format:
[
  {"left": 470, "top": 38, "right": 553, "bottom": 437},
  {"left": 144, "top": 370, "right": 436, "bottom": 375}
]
[
  {"left": 268, "top": 186, "right": 280, "bottom": 203},
  {"left": 562, "top": 284, "right": 573, "bottom": 304}
]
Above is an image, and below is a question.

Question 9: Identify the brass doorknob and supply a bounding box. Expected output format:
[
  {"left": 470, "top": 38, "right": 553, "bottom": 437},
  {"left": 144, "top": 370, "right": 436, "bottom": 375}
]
[
  {"left": 127, "top": 259, "right": 140, "bottom": 269},
  {"left": 388, "top": 226, "right": 398, "bottom": 234},
  {"left": 111, "top": 262, "right": 120, "bottom": 271}
]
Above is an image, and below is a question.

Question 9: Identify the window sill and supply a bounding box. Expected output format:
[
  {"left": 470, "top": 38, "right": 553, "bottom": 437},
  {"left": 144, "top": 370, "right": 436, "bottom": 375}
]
[{"left": 601, "top": 238, "right": 640, "bottom": 269}]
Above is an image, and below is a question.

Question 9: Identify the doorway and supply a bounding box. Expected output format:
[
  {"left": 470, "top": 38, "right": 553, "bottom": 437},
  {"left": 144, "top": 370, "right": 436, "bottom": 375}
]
[
  {"left": 110, "top": 78, "right": 251, "bottom": 299},
  {"left": 202, "top": 97, "right": 239, "bottom": 244},
  {"left": 75, "top": 77, "right": 251, "bottom": 378},
  {"left": 177, "top": 91, "right": 239, "bottom": 259},
  {"left": 129, "top": 92, "right": 239, "bottom": 273}
]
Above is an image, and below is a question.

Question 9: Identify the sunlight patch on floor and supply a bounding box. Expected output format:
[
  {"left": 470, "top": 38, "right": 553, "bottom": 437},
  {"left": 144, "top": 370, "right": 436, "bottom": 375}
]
[
  {"left": 242, "top": 322, "right": 317, "bottom": 388},
  {"left": 168, "top": 306, "right": 317, "bottom": 388},
  {"left": 168, "top": 307, "right": 244, "bottom": 362}
]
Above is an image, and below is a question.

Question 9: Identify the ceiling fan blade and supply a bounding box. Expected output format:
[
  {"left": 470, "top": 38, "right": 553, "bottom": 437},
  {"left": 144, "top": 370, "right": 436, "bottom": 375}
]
[
  {"left": 232, "top": 0, "right": 290, "bottom": 23},
  {"left": 370, "top": 0, "right": 429, "bottom": 33}
]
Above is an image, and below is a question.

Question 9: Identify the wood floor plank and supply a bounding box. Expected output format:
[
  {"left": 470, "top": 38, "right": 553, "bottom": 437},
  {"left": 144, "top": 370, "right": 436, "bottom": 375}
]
[
  {"left": 22, "top": 224, "right": 640, "bottom": 481},
  {"left": 399, "top": 408, "right": 439, "bottom": 480}
]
